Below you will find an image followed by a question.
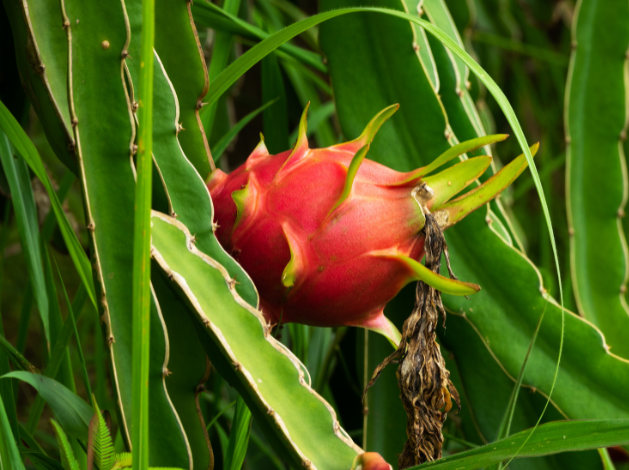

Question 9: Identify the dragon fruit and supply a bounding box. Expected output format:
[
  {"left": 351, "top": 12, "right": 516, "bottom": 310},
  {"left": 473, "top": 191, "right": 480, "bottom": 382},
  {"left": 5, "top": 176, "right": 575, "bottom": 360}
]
[{"left": 208, "top": 105, "right": 536, "bottom": 344}]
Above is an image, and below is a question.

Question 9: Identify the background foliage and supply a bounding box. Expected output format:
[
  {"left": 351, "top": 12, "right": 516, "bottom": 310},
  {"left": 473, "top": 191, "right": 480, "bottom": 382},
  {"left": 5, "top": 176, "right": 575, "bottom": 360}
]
[{"left": 0, "top": 0, "right": 628, "bottom": 469}]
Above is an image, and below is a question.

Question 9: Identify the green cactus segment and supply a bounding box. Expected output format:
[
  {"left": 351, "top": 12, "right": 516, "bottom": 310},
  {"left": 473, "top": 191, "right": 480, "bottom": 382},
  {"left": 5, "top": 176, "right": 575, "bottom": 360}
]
[
  {"left": 419, "top": 0, "right": 522, "bottom": 249},
  {"left": 154, "top": 0, "right": 212, "bottom": 180},
  {"left": 424, "top": 156, "right": 492, "bottom": 208},
  {"left": 134, "top": 44, "right": 250, "bottom": 461},
  {"left": 566, "top": 0, "right": 629, "bottom": 359},
  {"left": 331, "top": 145, "right": 371, "bottom": 213},
  {"left": 2, "top": 0, "right": 76, "bottom": 173},
  {"left": 422, "top": 0, "right": 488, "bottom": 153},
  {"left": 320, "top": 1, "right": 452, "bottom": 173},
  {"left": 144, "top": 288, "right": 192, "bottom": 468},
  {"left": 438, "top": 143, "right": 538, "bottom": 226},
  {"left": 149, "top": 53, "right": 258, "bottom": 307},
  {"left": 152, "top": 270, "right": 214, "bottom": 470},
  {"left": 333, "top": 104, "right": 399, "bottom": 153},
  {"left": 378, "top": 253, "right": 480, "bottom": 296},
  {"left": 63, "top": 1, "right": 187, "bottom": 462},
  {"left": 62, "top": 0, "right": 136, "bottom": 445},
  {"left": 150, "top": 212, "right": 361, "bottom": 470},
  {"left": 400, "top": 1, "right": 439, "bottom": 91}
]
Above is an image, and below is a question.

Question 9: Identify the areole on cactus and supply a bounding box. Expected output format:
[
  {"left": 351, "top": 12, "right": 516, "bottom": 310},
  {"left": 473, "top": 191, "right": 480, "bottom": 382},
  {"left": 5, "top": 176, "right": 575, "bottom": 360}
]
[{"left": 208, "top": 104, "right": 537, "bottom": 345}]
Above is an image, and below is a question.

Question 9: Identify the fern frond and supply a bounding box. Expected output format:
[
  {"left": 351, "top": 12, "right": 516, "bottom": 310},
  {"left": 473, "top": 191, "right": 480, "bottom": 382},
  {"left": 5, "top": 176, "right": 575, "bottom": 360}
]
[
  {"left": 111, "top": 452, "right": 132, "bottom": 469},
  {"left": 51, "top": 419, "right": 81, "bottom": 470},
  {"left": 88, "top": 400, "right": 116, "bottom": 470}
]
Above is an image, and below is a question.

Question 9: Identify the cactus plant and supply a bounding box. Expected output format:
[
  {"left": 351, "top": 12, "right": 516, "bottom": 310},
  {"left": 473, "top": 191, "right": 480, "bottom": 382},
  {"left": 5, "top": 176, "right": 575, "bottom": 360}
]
[{"left": 3, "top": 1, "right": 629, "bottom": 469}]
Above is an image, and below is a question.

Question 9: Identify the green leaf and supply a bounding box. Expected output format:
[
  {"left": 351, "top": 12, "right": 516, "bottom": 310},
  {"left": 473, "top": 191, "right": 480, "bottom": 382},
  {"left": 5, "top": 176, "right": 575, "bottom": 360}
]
[
  {"left": 0, "top": 133, "right": 49, "bottom": 341},
  {"left": 0, "top": 333, "right": 38, "bottom": 374},
  {"left": 20, "top": 446, "right": 65, "bottom": 470},
  {"left": 410, "top": 419, "right": 629, "bottom": 470},
  {"left": 262, "top": 52, "right": 290, "bottom": 154},
  {"left": 51, "top": 420, "right": 80, "bottom": 470},
  {"left": 191, "top": 0, "right": 326, "bottom": 73},
  {"left": 212, "top": 98, "right": 278, "bottom": 162},
  {"left": 131, "top": 0, "right": 156, "bottom": 468},
  {"left": 2, "top": 372, "right": 92, "bottom": 440},
  {"left": 88, "top": 400, "right": 115, "bottom": 470},
  {"left": 1, "top": 0, "right": 77, "bottom": 173},
  {"left": 441, "top": 315, "right": 603, "bottom": 470},
  {"left": 223, "top": 396, "right": 252, "bottom": 470},
  {"left": 0, "top": 395, "right": 25, "bottom": 470},
  {"left": 0, "top": 101, "right": 96, "bottom": 308},
  {"left": 202, "top": 0, "right": 241, "bottom": 140},
  {"left": 565, "top": 0, "right": 629, "bottom": 359},
  {"left": 26, "top": 242, "right": 77, "bottom": 434},
  {"left": 150, "top": 212, "right": 361, "bottom": 469}
]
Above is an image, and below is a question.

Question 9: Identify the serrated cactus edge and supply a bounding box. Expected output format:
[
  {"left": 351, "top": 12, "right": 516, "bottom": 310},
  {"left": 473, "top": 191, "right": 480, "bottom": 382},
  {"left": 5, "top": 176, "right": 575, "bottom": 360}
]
[{"left": 150, "top": 211, "right": 361, "bottom": 470}]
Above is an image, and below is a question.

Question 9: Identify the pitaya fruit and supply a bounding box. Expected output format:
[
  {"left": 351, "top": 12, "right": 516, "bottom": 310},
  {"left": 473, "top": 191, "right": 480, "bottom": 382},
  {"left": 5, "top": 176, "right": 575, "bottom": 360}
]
[
  {"left": 352, "top": 452, "right": 393, "bottom": 470},
  {"left": 208, "top": 105, "right": 536, "bottom": 345}
]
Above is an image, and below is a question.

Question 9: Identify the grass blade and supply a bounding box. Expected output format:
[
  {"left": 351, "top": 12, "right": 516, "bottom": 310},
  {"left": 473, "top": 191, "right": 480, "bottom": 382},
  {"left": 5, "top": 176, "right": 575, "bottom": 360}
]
[
  {"left": 131, "top": 0, "right": 156, "bottom": 468},
  {"left": 411, "top": 420, "right": 629, "bottom": 470},
  {"left": 0, "top": 131, "right": 49, "bottom": 342},
  {"left": 54, "top": 258, "right": 93, "bottom": 405},
  {"left": 0, "top": 200, "right": 18, "bottom": 440},
  {"left": 223, "top": 396, "right": 252, "bottom": 470},
  {"left": 191, "top": 1, "right": 326, "bottom": 73},
  {"left": 0, "top": 395, "right": 26, "bottom": 470},
  {"left": 212, "top": 99, "right": 278, "bottom": 162},
  {"left": 0, "top": 101, "right": 96, "bottom": 307},
  {"left": 203, "top": 0, "right": 241, "bottom": 140},
  {"left": 3, "top": 372, "right": 93, "bottom": 440}
]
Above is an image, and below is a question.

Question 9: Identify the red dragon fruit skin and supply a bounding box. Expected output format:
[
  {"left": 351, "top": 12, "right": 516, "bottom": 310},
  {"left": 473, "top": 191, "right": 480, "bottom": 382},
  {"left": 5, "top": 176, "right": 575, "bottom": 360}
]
[{"left": 208, "top": 105, "right": 535, "bottom": 344}]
